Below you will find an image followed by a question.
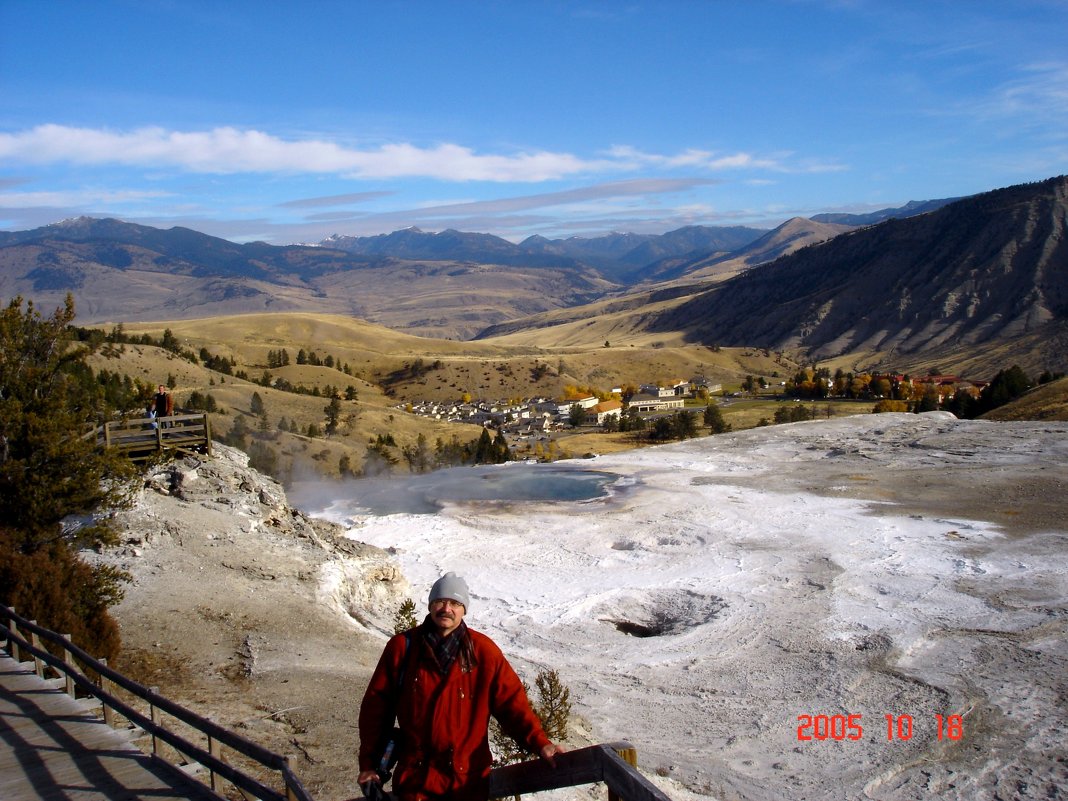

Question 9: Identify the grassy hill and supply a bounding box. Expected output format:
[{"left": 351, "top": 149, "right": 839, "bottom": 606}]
[
  {"left": 114, "top": 311, "right": 794, "bottom": 401},
  {"left": 87, "top": 311, "right": 799, "bottom": 481},
  {"left": 87, "top": 310, "right": 1066, "bottom": 484}
]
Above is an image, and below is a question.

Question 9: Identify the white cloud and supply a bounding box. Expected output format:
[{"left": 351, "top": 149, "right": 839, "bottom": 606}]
[
  {"left": 0, "top": 125, "right": 820, "bottom": 182},
  {"left": 0, "top": 187, "right": 171, "bottom": 208},
  {"left": 936, "top": 61, "right": 1068, "bottom": 136},
  {"left": 277, "top": 191, "right": 394, "bottom": 209},
  {"left": 992, "top": 62, "right": 1068, "bottom": 125},
  {"left": 605, "top": 145, "right": 786, "bottom": 171},
  {"left": 0, "top": 125, "right": 618, "bottom": 182}
]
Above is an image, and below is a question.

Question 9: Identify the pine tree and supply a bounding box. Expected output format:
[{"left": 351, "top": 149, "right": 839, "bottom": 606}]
[
  {"left": 0, "top": 295, "right": 137, "bottom": 552},
  {"left": 393, "top": 599, "right": 418, "bottom": 633},
  {"left": 0, "top": 295, "right": 138, "bottom": 660},
  {"left": 324, "top": 396, "right": 342, "bottom": 435},
  {"left": 703, "top": 403, "right": 731, "bottom": 434},
  {"left": 491, "top": 669, "right": 572, "bottom": 767}
]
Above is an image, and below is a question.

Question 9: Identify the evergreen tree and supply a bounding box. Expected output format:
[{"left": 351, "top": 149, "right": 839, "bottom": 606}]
[
  {"left": 363, "top": 441, "right": 398, "bottom": 475},
  {"left": 0, "top": 295, "right": 137, "bottom": 551},
  {"left": 491, "top": 668, "right": 572, "bottom": 766},
  {"left": 226, "top": 414, "right": 251, "bottom": 450},
  {"left": 703, "top": 403, "right": 731, "bottom": 434},
  {"left": 976, "top": 365, "right": 1031, "bottom": 415},
  {"left": 324, "top": 396, "right": 342, "bottom": 435},
  {"left": 915, "top": 387, "right": 941, "bottom": 413},
  {"left": 493, "top": 430, "right": 512, "bottom": 463},
  {"left": 568, "top": 403, "right": 586, "bottom": 427},
  {"left": 473, "top": 428, "right": 495, "bottom": 463},
  {"left": 393, "top": 599, "right": 419, "bottom": 633},
  {"left": 401, "top": 433, "right": 433, "bottom": 473},
  {"left": 0, "top": 295, "right": 138, "bottom": 660}
]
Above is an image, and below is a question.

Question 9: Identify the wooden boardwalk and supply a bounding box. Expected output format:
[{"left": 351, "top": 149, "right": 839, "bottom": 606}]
[{"left": 0, "top": 651, "right": 222, "bottom": 801}]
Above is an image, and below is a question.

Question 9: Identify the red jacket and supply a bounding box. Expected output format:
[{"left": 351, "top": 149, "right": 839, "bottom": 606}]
[{"left": 359, "top": 624, "right": 551, "bottom": 801}]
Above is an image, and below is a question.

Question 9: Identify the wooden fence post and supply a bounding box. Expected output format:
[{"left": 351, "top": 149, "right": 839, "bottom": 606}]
[
  {"left": 61, "top": 634, "right": 76, "bottom": 697},
  {"left": 8, "top": 612, "right": 22, "bottom": 662},
  {"left": 29, "top": 622, "right": 45, "bottom": 678},
  {"left": 151, "top": 686, "right": 162, "bottom": 755},
  {"left": 284, "top": 756, "right": 299, "bottom": 801},
  {"left": 99, "top": 657, "right": 116, "bottom": 726},
  {"left": 208, "top": 735, "right": 222, "bottom": 793},
  {"left": 609, "top": 746, "right": 639, "bottom": 801}
]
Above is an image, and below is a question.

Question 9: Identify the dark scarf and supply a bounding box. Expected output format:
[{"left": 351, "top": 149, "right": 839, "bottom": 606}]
[{"left": 421, "top": 616, "right": 476, "bottom": 675}]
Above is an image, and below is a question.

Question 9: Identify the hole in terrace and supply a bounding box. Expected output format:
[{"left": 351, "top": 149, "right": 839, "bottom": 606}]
[{"left": 598, "top": 589, "right": 727, "bottom": 638}]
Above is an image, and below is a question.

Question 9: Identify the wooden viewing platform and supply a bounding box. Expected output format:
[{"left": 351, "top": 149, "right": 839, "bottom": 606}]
[
  {"left": 84, "top": 413, "right": 212, "bottom": 462},
  {"left": 2, "top": 608, "right": 671, "bottom": 801}
]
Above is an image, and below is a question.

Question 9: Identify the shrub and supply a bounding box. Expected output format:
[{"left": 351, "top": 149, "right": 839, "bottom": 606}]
[
  {"left": 491, "top": 668, "right": 572, "bottom": 767},
  {"left": 872, "top": 399, "right": 909, "bottom": 413},
  {"left": 0, "top": 529, "right": 125, "bottom": 662}
]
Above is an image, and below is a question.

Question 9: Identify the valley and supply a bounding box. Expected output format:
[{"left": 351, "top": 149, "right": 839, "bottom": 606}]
[
  {"left": 91, "top": 311, "right": 802, "bottom": 482},
  {"left": 6, "top": 175, "right": 1067, "bottom": 484}
]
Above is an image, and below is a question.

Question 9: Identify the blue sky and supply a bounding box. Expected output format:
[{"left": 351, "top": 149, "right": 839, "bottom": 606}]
[{"left": 1, "top": 1, "right": 1066, "bottom": 243}]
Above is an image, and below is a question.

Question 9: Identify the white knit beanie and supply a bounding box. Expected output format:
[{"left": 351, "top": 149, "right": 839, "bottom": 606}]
[{"left": 428, "top": 572, "right": 470, "bottom": 610}]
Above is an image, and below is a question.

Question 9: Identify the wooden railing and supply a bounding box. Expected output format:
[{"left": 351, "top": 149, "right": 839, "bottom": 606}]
[
  {"left": 2, "top": 605, "right": 672, "bottom": 801},
  {"left": 489, "top": 742, "right": 672, "bottom": 801},
  {"left": 1, "top": 605, "right": 311, "bottom": 801},
  {"left": 84, "top": 412, "right": 213, "bottom": 461}
]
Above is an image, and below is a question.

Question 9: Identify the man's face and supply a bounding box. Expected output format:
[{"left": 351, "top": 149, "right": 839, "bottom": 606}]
[{"left": 429, "top": 598, "right": 465, "bottom": 636}]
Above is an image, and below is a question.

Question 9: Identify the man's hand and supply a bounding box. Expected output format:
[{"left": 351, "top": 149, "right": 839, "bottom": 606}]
[
  {"left": 357, "top": 769, "right": 381, "bottom": 785},
  {"left": 540, "top": 742, "right": 566, "bottom": 767}
]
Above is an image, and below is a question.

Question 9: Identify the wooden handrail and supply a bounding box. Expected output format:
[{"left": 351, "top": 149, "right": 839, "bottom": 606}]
[
  {"left": 83, "top": 412, "right": 213, "bottom": 461},
  {"left": 1, "top": 605, "right": 312, "bottom": 801},
  {"left": 489, "top": 743, "right": 672, "bottom": 801}
]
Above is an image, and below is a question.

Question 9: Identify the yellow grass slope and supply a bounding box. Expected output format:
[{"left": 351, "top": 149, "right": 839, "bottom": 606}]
[
  {"left": 88, "top": 310, "right": 801, "bottom": 482},
  {"left": 118, "top": 310, "right": 795, "bottom": 403}
]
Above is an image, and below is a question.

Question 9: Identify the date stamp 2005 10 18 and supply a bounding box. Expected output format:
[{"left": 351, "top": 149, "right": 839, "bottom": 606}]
[{"left": 796, "top": 714, "right": 965, "bottom": 742}]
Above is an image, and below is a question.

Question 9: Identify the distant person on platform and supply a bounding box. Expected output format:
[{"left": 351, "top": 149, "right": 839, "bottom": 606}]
[
  {"left": 357, "top": 572, "right": 564, "bottom": 801},
  {"left": 153, "top": 384, "right": 173, "bottom": 424}
]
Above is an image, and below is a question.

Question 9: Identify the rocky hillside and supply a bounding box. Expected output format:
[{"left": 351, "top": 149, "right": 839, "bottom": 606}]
[
  {"left": 648, "top": 176, "right": 1068, "bottom": 375},
  {"left": 87, "top": 444, "right": 408, "bottom": 799}
]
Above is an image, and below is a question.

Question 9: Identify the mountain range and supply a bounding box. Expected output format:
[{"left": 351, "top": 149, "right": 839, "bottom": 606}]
[
  {"left": 1, "top": 179, "right": 1064, "bottom": 375},
  {"left": 0, "top": 212, "right": 853, "bottom": 337}
]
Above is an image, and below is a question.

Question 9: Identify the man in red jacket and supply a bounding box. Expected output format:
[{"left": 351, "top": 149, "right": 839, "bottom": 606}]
[{"left": 357, "top": 572, "right": 564, "bottom": 801}]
